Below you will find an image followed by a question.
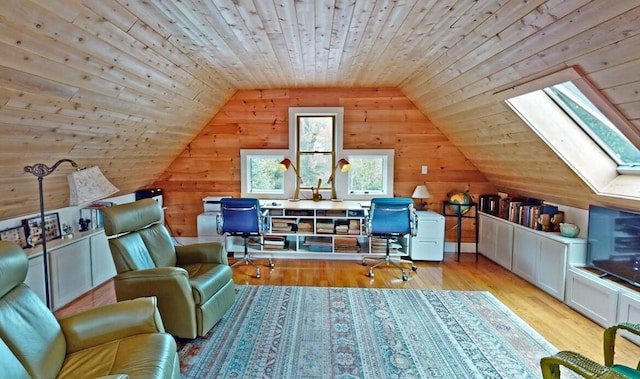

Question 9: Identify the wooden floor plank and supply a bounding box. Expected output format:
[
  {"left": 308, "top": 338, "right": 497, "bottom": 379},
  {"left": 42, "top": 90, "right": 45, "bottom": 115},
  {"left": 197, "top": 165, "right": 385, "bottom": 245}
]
[{"left": 55, "top": 252, "right": 640, "bottom": 369}]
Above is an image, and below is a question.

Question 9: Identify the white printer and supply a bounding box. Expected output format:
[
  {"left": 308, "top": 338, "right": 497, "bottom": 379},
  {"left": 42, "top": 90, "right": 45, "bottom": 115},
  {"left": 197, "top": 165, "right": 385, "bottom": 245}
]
[{"left": 196, "top": 197, "right": 230, "bottom": 239}]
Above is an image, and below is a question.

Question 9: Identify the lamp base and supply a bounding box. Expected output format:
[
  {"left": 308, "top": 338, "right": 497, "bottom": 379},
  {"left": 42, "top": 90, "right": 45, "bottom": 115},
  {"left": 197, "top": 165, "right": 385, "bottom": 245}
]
[
  {"left": 331, "top": 198, "right": 344, "bottom": 202},
  {"left": 288, "top": 198, "right": 300, "bottom": 202}
]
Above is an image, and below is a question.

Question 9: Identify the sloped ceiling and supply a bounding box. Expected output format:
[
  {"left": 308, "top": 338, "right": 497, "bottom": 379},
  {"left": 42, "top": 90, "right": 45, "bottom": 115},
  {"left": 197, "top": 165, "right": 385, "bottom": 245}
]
[{"left": 1, "top": 0, "right": 639, "bottom": 220}]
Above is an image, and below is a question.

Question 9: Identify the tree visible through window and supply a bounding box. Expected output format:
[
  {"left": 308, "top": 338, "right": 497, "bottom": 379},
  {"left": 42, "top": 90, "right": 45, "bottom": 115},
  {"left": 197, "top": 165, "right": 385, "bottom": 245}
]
[
  {"left": 545, "top": 82, "right": 640, "bottom": 166},
  {"left": 297, "top": 115, "right": 335, "bottom": 190}
]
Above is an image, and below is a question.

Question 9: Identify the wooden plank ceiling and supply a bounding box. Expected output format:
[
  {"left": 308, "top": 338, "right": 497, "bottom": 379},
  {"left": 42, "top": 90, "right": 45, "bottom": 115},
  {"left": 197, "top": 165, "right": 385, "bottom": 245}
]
[{"left": 0, "top": 0, "right": 639, "bottom": 221}]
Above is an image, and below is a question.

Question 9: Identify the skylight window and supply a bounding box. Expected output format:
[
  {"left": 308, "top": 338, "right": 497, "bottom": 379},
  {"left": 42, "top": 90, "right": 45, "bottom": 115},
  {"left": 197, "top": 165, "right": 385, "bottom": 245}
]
[
  {"left": 504, "top": 66, "right": 640, "bottom": 201},
  {"left": 544, "top": 81, "right": 640, "bottom": 168}
]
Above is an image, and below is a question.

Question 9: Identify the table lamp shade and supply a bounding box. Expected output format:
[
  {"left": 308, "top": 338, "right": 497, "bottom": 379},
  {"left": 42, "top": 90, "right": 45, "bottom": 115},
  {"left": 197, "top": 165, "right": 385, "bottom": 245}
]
[
  {"left": 412, "top": 185, "right": 431, "bottom": 199},
  {"left": 68, "top": 166, "right": 119, "bottom": 206}
]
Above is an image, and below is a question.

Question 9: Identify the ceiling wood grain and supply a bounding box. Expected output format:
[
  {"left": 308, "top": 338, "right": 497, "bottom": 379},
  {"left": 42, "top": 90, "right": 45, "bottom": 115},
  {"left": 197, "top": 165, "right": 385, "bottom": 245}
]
[{"left": 1, "top": 0, "right": 639, "bottom": 221}]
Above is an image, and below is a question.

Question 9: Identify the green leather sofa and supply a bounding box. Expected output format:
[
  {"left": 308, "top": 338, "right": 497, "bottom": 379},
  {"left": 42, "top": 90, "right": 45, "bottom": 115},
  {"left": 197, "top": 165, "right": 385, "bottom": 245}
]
[
  {"left": 0, "top": 240, "right": 180, "bottom": 378},
  {"left": 101, "top": 198, "right": 236, "bottom": 339}
]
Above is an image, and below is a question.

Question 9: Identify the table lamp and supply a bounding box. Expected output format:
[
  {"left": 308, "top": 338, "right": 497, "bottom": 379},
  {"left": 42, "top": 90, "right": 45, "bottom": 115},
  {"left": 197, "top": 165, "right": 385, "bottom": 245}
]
[
  {"left": 278, "top": 158, "right": 301, "bottom": 201},
  {"left": 328, "top": 158, "right": 351, "bottom": 201},
  {"left": 411, "top": 184, "right": 431, "bottom": 210}
]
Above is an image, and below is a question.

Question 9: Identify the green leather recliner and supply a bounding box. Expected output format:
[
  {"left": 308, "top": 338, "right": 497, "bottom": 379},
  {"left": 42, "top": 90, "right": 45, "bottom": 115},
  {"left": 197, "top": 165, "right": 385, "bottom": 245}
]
[
  {"left": 101, "top": 198, "right": 235, "bottom": 339},
  {"left": 0, "top": 240, "right": 180, "bottom": 378}
]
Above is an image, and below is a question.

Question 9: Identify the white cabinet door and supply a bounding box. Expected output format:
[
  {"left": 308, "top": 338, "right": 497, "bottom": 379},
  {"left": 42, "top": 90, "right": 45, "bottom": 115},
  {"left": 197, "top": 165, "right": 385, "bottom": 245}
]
[
  {"left": 25, "top": 254, "right": 46, "bottom": 303},
  {"left": 512, "top": 228, "right": 538, "bottom": 282},
  {"left": 478, "top": 214, "right": 496, "bottom": 261},
  {"left": 565, "top": 267, "right": 619, "bottom": 327},
  {"left": 618, "top": 291, "right": 640, "bottom": 345},
  {"left": 90, "top": 232, "right": 116, "bottom": 286},
  {"left": 537, "top": 238, "right": 567, "bottom": 300},
  {"left": 478, "top": 214, "right": 513, "bottom": 269},
  {"left": 49, "top": 238, "right": 92, "bottom": 311},
  {"left": 494, "top": 221, "right": 514, "bottom": 270}
]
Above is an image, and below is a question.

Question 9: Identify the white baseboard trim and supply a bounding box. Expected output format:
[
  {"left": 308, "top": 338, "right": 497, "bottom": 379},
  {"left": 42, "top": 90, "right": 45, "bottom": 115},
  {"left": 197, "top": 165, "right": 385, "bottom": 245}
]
[{"left": 444, "top": 242, "right": 477, "bottom": 254}]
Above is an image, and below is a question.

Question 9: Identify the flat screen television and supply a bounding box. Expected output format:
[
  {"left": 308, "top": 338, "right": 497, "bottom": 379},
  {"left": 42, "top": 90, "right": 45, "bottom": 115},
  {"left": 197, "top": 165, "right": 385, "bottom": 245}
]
[{"left": 587, "top": 204, "right": 640, "bottom": 287}]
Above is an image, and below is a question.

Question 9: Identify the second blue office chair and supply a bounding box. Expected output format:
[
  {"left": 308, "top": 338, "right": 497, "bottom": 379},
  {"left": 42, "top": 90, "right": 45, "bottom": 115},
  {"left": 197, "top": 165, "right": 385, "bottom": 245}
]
[
  {"left": 363, "top": 197, "right": 418, "bottom": 281},
  {"left": 217, "top": 198, "right": 274, "bottom": 278}
]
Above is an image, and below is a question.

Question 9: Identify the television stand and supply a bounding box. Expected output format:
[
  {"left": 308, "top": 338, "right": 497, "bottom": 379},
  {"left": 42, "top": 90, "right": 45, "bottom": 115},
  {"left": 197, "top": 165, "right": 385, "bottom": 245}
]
[{"left": 566, "top": 265, "right": 640, "bottom": 346}]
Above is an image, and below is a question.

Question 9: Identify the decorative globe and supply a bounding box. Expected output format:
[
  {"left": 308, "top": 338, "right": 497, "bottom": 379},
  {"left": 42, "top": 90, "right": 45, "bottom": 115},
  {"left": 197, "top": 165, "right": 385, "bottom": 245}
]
[{"left": 448, "top": 192, "right": 473, "bottom": 215}]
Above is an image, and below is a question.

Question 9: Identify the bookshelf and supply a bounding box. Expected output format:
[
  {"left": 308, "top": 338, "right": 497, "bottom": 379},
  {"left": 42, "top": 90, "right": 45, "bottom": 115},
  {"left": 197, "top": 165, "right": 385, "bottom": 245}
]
[{"left": 223, "top": 200, "right": 409, "bottom": 260}]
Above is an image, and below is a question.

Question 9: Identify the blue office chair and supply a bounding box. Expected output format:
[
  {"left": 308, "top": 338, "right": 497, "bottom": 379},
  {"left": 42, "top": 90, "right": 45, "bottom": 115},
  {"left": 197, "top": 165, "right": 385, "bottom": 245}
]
[
  {"left": 217, "top": 198, "right": 274, "bottom": 278},
  {"left": 363, "top": 197, "right": 418, "bottom": 281}
]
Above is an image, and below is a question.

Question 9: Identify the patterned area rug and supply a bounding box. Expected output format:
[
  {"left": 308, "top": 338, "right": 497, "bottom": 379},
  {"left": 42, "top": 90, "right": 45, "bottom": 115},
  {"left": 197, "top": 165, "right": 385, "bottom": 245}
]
[{"left": 178, "top": 286, "right": 559, "bottom": 378}]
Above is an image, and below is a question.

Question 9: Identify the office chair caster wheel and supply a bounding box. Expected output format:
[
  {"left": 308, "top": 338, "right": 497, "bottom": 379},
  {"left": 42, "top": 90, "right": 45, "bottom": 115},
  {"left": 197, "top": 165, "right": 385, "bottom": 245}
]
[
  {"left": 269, "top": 260, "right": 275, "bottom": 269},
  {"left": 402, "top": 274, "right": 408, "bottom": 281},
  {"left": 362, "top": 260, "right": 367, "bottom": 266},
  {"left": 256, "top": 269, "right": 261, "bottom": 278},
  {"left": 412, "top": 266, "right": 418, "bottom": 271},
  {"left": 368, "top": 270, "right": 374, "bottom": 278}
]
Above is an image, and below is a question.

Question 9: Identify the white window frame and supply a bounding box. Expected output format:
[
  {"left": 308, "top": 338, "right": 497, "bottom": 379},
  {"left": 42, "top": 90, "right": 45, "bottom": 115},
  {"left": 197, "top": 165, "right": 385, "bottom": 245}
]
[
  {"left": 340, "top": 149, "right": 395, "bottom": 200},
  {"left": 502, "top": 67, "right": 640, "bottom": 201},
  {"left": 240, "top": 149, "right": 288, "bottom": 199},
  {"left": 288, "top": 107, "right": 343, "bottom": 200}
]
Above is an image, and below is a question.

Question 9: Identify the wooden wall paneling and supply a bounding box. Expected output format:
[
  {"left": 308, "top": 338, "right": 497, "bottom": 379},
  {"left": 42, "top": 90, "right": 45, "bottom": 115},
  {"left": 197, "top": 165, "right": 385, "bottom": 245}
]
[{"left": 155, "top": 87, "right": 496, "bottom": 239}]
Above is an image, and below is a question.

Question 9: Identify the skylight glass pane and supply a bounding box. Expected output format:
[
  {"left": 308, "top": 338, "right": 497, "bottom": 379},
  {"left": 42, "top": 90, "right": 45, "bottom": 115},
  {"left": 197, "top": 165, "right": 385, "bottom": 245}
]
[{"left": 545, "top": 81, "right": 640, "bottom": 165}]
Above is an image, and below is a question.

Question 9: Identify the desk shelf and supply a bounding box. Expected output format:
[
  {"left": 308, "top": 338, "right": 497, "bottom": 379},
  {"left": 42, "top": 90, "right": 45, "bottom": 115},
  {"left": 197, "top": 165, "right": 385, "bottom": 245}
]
[{"left": 223, "top": 200, "right": 409, "bottom": 259}]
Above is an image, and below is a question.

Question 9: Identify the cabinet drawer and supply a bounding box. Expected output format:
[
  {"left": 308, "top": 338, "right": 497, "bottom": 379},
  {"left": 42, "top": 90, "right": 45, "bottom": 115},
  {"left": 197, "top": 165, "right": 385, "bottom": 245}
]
[{"left": 415, "top": 219, "right": 443, "bottom": 238}]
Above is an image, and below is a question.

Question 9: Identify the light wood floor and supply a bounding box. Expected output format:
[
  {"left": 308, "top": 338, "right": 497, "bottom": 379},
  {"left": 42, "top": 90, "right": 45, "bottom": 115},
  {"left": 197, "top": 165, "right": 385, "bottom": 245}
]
[{"left": 56, "top": 252, "right": 640, "bottom": 369}]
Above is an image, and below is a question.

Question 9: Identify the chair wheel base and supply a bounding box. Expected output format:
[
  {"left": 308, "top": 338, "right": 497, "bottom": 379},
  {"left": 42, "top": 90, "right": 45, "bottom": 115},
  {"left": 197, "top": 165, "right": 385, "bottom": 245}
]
[
  {"left": 412, "top": 266, "right": 418, "bottom": 271},
  {"left": 368, "top": 270, "right": 374, "bottom": 278}
]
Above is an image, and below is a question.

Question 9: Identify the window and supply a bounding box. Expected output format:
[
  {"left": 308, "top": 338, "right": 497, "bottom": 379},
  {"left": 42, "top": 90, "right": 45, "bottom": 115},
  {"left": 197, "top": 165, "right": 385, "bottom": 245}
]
[
  {"left": 297, "top": 115, "right": 336, "bottom": 190},
  {"left": 241, "top": 107, "right": 395, "bottom": 199},
  {"left": 504, "top": 67, "right": 640, "bottom": 200},
  {"left": 544, "top": 81, "right": 640, "bottom": 169},
  {"left": 240, "top": 150, "right": 287, "bottom": 198},
  {"left": 343, "top": 150, "right": 394, "bottom": 198}
]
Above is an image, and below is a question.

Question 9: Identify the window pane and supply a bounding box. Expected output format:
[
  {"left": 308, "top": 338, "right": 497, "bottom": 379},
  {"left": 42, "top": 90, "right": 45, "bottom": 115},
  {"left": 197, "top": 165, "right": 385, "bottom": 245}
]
[
  {"left": 545, "top": 81, "right": 640, "bottom": 165},
  {"left": 298, "top": 116, "right": 334, "bottom": 152},
  {"left": 299, "top": 153, "right": 332, "bottom": 188},
  {"left": 348, "top": 157, "right": 386, "bottom": 194},
  {"left": 248, "top": 156, "right": 284, "bottom": 193}
]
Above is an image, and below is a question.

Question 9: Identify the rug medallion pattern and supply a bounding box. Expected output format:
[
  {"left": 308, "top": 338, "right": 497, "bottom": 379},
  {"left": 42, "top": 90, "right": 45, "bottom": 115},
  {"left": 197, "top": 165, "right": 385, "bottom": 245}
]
[{"left": 178, "top": 286, "right": 560, "bottom": 378}]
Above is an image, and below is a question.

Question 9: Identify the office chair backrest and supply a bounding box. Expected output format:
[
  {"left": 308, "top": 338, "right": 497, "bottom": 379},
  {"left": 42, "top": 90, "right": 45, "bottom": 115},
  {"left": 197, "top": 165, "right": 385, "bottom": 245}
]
[
  {"left": 219, "top": 198, "right": 262, "bottom": 234},
  {"left": 369, "top": 197, "right": 414, "bottom": 235}
]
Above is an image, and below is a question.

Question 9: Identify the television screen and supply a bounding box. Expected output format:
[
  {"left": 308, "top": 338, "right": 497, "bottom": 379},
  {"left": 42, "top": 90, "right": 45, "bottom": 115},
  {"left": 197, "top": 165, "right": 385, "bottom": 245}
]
[{"left": 587, "top": 204, "right": 640, "bottom": 286}]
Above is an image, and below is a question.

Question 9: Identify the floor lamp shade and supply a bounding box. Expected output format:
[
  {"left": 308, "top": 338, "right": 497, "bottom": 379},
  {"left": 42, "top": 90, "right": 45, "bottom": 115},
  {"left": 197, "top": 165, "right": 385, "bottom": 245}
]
[
  {"left": 24, "top": 159, "right": 119, "bottom": 309},
  {"left": 68, "top": 166, "right": 119, "bottom": 206}
]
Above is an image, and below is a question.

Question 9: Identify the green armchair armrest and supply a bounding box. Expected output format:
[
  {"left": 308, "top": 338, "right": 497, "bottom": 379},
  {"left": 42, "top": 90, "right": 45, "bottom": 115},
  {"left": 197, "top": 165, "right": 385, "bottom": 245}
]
[
  {"left": 176, "top": 242, "right": 228, "bottom": 265},
  {"left": 541, "top": 322, "right": 640, "bottom": 379},
  {"left": 59, "top": 297, "right": 165, "bottom": 354},
  {"left": 541, "top": 351, "right": 628, "bottom": 379}
]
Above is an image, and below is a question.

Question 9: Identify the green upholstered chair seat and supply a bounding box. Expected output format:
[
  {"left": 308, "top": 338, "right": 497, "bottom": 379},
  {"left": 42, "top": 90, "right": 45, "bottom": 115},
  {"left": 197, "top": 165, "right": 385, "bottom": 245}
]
[
  {"left": 58, "top": 333, "right": 177, "bottom": 378},
  {"left": 612, "top": 364, "right": 640, "bottom": 378}
]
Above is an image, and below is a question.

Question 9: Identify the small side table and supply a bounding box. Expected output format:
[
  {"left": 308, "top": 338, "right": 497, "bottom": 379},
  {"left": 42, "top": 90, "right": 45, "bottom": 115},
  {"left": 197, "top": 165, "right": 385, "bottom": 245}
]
[{"left": 442, "top": 201, "right": 478, "bottom": 262}]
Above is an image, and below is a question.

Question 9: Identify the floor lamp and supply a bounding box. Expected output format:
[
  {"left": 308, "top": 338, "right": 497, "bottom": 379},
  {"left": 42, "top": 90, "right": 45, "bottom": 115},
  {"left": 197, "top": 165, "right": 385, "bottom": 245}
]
[{"left": 24, "top": 159, "right": 119, "bottom": 308}]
